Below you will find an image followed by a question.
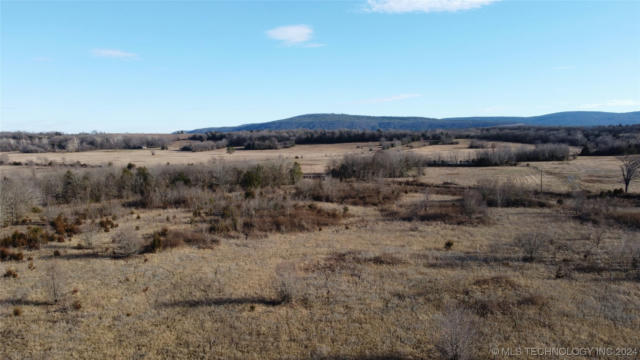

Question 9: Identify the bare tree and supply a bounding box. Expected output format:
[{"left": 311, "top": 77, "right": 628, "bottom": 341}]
[
  {"left": 0, "top": 178, "right": 38, "bottom": 224},
  {"left": 514, "top": 232, "right": 552, "bottom": 262},
  {"left": 619, "top": 156, "right": 640, "bottom": 193},
  {"left": 435, "top": 305, "right": 477, "bottom": 360}
]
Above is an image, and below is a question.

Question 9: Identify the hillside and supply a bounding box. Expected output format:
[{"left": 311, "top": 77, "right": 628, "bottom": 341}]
[{"left": 184, "top": 111, "right": 640, "bottom": 133}]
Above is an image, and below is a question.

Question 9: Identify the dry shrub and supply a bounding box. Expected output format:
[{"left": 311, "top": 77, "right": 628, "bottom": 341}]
[
  {"left": 471, "top": 275, "right": 519, "bottom": 290},
  {"left": 575, "top": 197, "right": 640, "bottom": 230},
  {"left": 513, "top": 232, "right": 553, "bottom": 262},
  {"left": 306, "top": 250, "right": 405, "bottom": 274},
  {"left": 46, "top": 261, "right": 64, "bottom": 304},
  {"left": 274, "top": 262, "right": 306, "bottom": 305},
  {"left": 111, "top": 228, "right": 144, "bottom": 258},
  {"left": 98, "top": 217, "right": 117, "bottom": 232},
  {"left": 607, "top": 211, "right": 640, "bottom": 230},
  {"left": 369, "top": 253, "right": 405, "bottom": 265},
  {"left": 465, "top": 290, "right": 549, "bottom": 319},
  {"left": 0, "top": 227, "right": 55, "bottom": 249},
  {"left": 328, "top": 151, "right": 425, "bottom": 180},
  {"left": 477, "top": 179, "right": 546, "bottom": 208},
  {"left": 295, "top": 178, "right": 402, "bottom": 206},
  {"left": 0, "top": 248, "right": 24, "bottom": 261},
  {"left": 50, "top": 214, "right": 82, "bottom": 238},
  {"left": 209, "top": 200, "right": 342, "bottom": 237},
  {"left": 3, "top": 268, "right": 18, "bottom": 278},
  {"left": 462, "top": 189, "right": 487, "bottom": 217},
  {"left": 145, "top": 228, "right": 216, "bottom": 252},
  {"left": 435, "top": 306, "right": 477, "bottom": 360},
  {"left": 517, "top": 294, "right": 548, "bottom": 307},
  {"left": 384, "top": 200, "right": 487, "bottom": 225},
  {"left": 462, "top": 275, "right": 550, "bottom": 319}
]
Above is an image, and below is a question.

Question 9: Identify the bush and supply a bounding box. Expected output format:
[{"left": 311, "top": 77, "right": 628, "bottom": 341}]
[
  {"left": 329, "top": 151, "right": 425, "bottom": 180},
  {"left": 144, "top": 228, "right": 215, "bottom": 252},
  {"left": 462, "top": 189, "right": 487, "bottom": 217},
  {"left": 3, "top": 268, "right": 18, "bottom": 278},
  {"left": 0, "top": 248, "right": 24, "bottom": 261},
  {"left": 295, "top": 178, "right": 403, "bottom": 206},
  {"left": 514, "top": 232, "right": 552, "bottom": 261},
  {"left": 1, "top": 227, "right": 55, "bottom": 249},
  {"left": 274, "top": 262, "right": 305, "bottom": 305},
  {"left": 435, "top": 306, "right": 477, "bottom": 360},
  {"left": 111, "top": 228, "right": 144, "bottom": 258},
  {"left": 477, "top": 179, "right": 545, "bottom": 207}
]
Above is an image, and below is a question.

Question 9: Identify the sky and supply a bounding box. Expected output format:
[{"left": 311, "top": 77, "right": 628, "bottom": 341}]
[{"left": 1, "top": 0, "right": 639, "bottom": 133}]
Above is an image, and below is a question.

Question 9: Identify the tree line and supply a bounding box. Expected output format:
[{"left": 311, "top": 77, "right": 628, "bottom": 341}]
[{"left": 0, "top": 132, "right": 173, "bottom": 153}]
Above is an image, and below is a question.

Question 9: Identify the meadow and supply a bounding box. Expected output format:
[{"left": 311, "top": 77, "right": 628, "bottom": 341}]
[{"left": 1, "top": 138, "right": 639, "bottom": 359}]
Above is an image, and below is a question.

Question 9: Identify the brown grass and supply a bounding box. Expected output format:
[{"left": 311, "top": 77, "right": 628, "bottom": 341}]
[{"left": 0, "top": 146, "right": 639, "bottom": 359}]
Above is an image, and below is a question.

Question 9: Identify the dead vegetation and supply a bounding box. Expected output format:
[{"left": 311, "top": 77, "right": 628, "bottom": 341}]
[{"left": 1, "top": 143, "right": 639, "bottom": 359}]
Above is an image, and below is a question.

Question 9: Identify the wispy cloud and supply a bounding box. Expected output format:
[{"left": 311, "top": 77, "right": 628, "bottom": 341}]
[
  {"left": 304, "top": 42, "right": 326, "bottom": 48},
  {"left": 91, "top": 48, "right": 138, "bottom": 59},
  {"left": 357, "top": 93, "right": 422, "bottom": 104},
  {"left": 366, "top": 0, "right": 500, "bottom": 13},
  {"left": 579, "top": 99, "right": 640, "bottom": 109},
  {"left": 266, "top": 25, "right": 319, "bottom": 46},
  {"left": 32, "top": 56, "right": 52, "bottom": 62}
]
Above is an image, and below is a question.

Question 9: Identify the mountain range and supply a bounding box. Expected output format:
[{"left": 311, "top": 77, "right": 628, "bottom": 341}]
[{"left": 183, "top": 111, "right": 640, "bottom": 133}]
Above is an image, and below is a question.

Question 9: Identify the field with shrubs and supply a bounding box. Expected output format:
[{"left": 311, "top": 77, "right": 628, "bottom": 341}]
[{"left": 1, "top": 138, "right": 639, "bottom": 359}]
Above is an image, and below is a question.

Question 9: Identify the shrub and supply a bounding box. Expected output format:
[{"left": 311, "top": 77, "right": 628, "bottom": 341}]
[
  {"left": 462, "top": 189, "right": 487, "bottom": 217},
  {"left": 1, "top": 227, "right": 55, "bottom": 249},
  {"left": 514, "top": 232, "right": 552, "bottom": 261},
  {"left": 328, "top": 151, "right": 425, "bottom": 180},
  {"left": 435, "top": 306, "right": 477, "bottom": 360},
  {"left": 274, "top": 262, "right": 305, "bottom": 305},
  {"left": 3, "top": 268, "right": 18, "bottom": 278},
  {"left": 13, "top": 307, "right": 22, "bottom": 316},
  {"left": 294, "top": 178, "right": 403, "bottom": 206},
  {"left": 477, "top": 179, "right": 545, "bottom": 207},
  {"left": 0, "top": 248, "right": 24, "bottom": 261},
  {"left": 111, "top": 228, "right": 144, "bottom": 258}
]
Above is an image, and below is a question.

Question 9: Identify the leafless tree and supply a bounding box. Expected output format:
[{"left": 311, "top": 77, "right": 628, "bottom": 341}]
[
  {"left": 0, "top": 178, "right": 38, "bottom": 224},
  {"left": 619, "top": 156, "right": 640, "bottom": 193},
  {"left": 435, "top": 305, "right": 477, "bottom": 360},
  {"left": 514, "top": 232, "right": 552, "bottom": 262}
]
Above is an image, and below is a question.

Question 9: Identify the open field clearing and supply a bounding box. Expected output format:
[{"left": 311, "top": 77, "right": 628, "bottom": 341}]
[
  {"left": 0, "top": 139, "right": 626, "bottom": 193},
  {"left": 0, "top": 142, "right": 379, "bottom": 174},
  {"left": 414, "top": 157, "right": 625, "bottom": 194},
  {"left": 1, "top": 202, "right": 639, "bottom": 359},
  {"left": 1, "top": 140, "right": 639, "bottom": 359}
]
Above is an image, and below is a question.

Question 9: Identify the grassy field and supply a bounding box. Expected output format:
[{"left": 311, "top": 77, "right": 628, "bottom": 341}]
[
  {"left": 1, "top": 140, "right": 639, "bottom": 359},
  {"left": 0, "top": 139, "right": 623, "bottom": 193}
]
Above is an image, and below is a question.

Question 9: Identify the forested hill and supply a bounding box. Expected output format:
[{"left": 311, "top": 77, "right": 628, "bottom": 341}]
[{"left": 184, "top": 111, "right": 640, "bottom": 133}]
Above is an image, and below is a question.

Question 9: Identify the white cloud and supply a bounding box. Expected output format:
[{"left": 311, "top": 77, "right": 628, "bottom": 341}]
[
  {"left": 304, "top": 42, "right": 326, "bottom": 48},
  {"left": 579, "top": 99, "right": 640, "bottom": 110},
  {"left": 359, "top": 93, "right": 422, "bottom": 104},
  {"left": 91, "top": 48, "right": 138, "bottom": 59},
  {"left": 266, "top": 25, "right": 314, "bottom": 46},
  {"left": 367, "top": 0, "right": 500, "bottom": 13}
]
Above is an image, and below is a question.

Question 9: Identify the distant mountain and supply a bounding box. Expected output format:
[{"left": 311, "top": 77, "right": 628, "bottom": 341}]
[{"left": 183, "top": 111, "right": 640, "bottom": 133}]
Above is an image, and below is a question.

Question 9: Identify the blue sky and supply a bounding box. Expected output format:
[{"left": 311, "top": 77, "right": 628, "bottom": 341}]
[{"left": 1, "top": 0, "right": 639, "bottom": 133}]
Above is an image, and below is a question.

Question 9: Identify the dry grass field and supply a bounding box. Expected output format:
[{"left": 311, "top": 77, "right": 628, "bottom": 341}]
[
  {"left": 0, "top": 139, "right": 623, "bottom": 193},
  {"left": 1, "top": 140, "right": 639, "bottom": 359}
]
